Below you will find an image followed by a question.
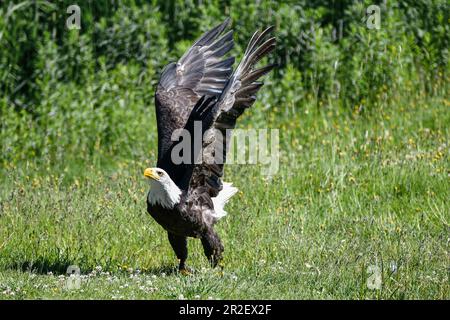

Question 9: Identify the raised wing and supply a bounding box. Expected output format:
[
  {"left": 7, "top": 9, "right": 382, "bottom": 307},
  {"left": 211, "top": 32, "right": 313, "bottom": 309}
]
[
  {"left": 189, "top": 26, "right": 276, "bottom": 198},
  {"left": 155, "top": 18, "right": 235, "bottom": 164}
]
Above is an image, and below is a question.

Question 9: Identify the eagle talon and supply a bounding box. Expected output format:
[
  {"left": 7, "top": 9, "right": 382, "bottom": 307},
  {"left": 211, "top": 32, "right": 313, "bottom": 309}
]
[{"left": 179, "top": 268, "right": 192, "bottom": 276}]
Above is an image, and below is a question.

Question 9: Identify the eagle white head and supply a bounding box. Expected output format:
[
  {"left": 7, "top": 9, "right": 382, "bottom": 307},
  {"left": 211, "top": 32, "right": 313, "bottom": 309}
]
[{"left": 144, "top": 167, "right": 181, "bottom": 208}]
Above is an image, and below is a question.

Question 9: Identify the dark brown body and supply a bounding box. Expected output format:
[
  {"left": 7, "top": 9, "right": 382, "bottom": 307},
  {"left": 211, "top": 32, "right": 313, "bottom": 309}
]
[
  {"left": 147, "top": 194, "right": 206, "bottom": 238},
  {"left": 146, "top": 191, "right": 224, "bottom": 270}
]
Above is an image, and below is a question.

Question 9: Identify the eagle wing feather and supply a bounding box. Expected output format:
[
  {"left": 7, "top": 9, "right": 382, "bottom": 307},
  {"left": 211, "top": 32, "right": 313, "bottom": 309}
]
[
  {"left": 188, "top": 26, "right": 276, "bottom": 198},
  {"left": 155, "top": 19, "right": 235, "bottom": 163}
]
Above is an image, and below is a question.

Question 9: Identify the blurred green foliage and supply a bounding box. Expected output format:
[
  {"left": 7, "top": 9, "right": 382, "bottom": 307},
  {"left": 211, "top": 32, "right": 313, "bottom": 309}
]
[{"left": 0, "top": 0, "right": 448, "bottom": 166}]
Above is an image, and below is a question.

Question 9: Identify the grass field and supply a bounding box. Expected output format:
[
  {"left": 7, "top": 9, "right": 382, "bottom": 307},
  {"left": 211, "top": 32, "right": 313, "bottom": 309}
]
[{"left": 0, "top": 95, "right": 448, "bottom": 299}]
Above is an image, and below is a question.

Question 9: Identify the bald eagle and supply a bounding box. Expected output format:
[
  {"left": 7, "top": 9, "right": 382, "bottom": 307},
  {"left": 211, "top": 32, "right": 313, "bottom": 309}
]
[{"left": 144, "top": 18, "right": 275, "bottom": 272}]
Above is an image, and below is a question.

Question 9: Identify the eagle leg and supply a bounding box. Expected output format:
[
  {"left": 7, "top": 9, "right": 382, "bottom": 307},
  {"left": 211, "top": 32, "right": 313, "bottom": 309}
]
[
  {"left": 167, "top": 232, "right": 188, "bottom": 271},
  {"left": 201, "top": 229, "right": 224, "bottom": 268}
]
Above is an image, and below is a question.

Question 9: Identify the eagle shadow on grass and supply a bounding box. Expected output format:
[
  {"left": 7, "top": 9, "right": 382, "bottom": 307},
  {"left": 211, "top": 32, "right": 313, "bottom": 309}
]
[
  {"left": 10, "top": 259, "right": 76, "bottom": 275},
  {"left": 9, "top": 259, "right": 181, "bottom": 277}
]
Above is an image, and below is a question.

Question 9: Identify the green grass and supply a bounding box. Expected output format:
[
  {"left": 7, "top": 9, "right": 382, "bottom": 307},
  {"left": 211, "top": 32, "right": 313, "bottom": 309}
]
[{"left": 0, "top": 95, "right": 448, "bottom": 299}]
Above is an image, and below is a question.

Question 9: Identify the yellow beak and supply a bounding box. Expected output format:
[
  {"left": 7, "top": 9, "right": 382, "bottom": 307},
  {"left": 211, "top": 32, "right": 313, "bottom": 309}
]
[{"left": 144, "top": 168, "right": 159, "bottom": 180}]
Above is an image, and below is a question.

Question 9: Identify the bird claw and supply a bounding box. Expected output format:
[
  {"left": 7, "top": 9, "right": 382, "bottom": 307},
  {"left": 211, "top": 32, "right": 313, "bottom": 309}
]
[{"left": 179, "top": 268, "right": 192, "bottom": 276}]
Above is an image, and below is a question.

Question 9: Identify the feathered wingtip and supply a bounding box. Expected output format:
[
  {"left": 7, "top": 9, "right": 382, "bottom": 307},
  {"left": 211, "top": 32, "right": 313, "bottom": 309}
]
[
  {"left": 245, "top": 25, "right": 275, "bottom": 55},
  {"left": 176, "top": 17, "right": 235, "bottom": 96},
  {"left": 240, "top": 25, "right": 277, "bottom": 75},
  {"left": 194, "top": 18, "right": 232, "bottom": 47},
  {"left": 213, "top": 23, "right": 276, "bottom": 119}
]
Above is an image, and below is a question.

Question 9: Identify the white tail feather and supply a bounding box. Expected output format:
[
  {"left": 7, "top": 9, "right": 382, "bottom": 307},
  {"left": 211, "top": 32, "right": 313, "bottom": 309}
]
[{"left": 211, "top": 182, "right": 238, "bottom": 219}]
